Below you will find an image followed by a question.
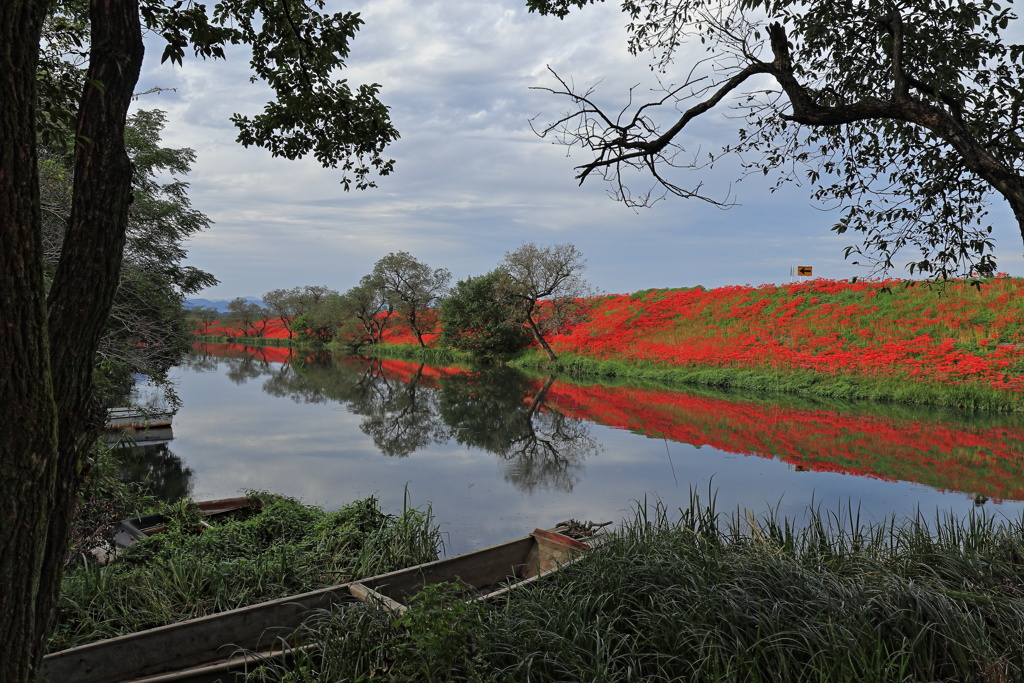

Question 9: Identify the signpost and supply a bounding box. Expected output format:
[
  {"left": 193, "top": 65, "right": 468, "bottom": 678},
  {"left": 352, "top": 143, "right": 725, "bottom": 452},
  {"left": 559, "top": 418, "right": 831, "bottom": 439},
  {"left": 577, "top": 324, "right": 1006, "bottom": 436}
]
[{"left": 790, "top": 265, "right": 813, "bottom": 281}]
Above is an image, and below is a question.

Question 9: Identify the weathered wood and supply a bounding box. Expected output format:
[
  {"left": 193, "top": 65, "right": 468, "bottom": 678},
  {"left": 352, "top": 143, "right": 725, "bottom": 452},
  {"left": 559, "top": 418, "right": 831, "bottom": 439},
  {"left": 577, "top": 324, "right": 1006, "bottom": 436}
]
[
  {"left": 39, "top": 528, "right": 594, "bottom": 683},
  {"left": 348, "top": 583, "right": 408, "bottom": 615},
  {"left": 40, "top": 586, "right": 355, "bottom": 683}
]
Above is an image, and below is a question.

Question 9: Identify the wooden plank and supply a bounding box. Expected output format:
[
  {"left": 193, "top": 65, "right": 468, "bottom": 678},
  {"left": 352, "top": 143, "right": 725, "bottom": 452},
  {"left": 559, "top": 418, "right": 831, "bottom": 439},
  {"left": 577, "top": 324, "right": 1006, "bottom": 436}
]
[
  {"left": 358, "top": 535, "right": 536, "bottom": 602},
  {"left": 39, "top": 585, "right": 355, "bottom": 683},
  {"left": 349, "top": 583, "right": 408, "bottom": 615}
]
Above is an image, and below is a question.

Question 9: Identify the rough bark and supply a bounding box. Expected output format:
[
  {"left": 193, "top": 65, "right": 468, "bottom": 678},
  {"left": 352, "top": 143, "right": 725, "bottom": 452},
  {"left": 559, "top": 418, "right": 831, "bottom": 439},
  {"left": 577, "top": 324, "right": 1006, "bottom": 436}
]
[
  {"left": 525, "top": 311, "right": 558, "bottom": 362},
  {"left": 0, "top": 2, "right": 59, "bottom": 681},
  {"left": 0, "top": 0, "right": 143, "bottom": 679}
]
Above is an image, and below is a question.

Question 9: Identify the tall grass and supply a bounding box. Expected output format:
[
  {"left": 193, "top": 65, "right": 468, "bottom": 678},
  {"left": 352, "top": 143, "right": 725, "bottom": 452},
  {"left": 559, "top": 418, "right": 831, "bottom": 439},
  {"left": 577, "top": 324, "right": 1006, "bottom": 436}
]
[
  {"left": 51, "top": 493, "right": 441, "bottom": 652},
  {"left": 250, "top": 495, "right": 1024, "bottom": 681}
]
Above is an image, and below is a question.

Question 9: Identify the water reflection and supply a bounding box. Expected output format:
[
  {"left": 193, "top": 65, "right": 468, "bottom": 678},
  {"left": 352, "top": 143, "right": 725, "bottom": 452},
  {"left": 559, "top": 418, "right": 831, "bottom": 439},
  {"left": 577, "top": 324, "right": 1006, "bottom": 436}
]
[
  {"left": 439, "top": 371, "right": 599, "bottom": 492},
  {"left": 190, "top": 343, "right": 600, "bottom": 491},
  {"left": 110, "top": 441, "right": 194, "bottom": 503},
  {"left": 185, "top": 343, "right": 1024, "bottom": 505}
]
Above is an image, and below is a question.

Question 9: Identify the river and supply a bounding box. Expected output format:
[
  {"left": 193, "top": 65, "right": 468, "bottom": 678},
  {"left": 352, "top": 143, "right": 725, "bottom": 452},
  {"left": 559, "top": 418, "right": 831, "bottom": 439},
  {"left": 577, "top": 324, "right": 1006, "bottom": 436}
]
[{"left": 116, "top": 343, "right": 1024, "bottom": 556}]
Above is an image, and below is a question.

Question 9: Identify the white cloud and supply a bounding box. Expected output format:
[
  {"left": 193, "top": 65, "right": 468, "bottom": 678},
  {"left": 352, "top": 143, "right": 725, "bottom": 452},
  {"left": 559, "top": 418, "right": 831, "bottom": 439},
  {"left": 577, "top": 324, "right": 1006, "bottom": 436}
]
[{"left": 132, "top": 0, "right": 1024, "bottom": 299}]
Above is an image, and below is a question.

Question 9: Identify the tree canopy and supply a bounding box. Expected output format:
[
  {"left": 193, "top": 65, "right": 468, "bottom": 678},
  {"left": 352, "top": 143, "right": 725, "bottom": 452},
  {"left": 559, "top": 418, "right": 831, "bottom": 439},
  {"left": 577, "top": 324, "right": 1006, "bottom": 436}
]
[
  {"left": 527, "top": 0, "right": 1024, "bottom": 278},
  {"left": 499, "top": 242, "right": 593, "bottom": 361},
  {"left": 372, "top": 252, "right": 451, "bottom": 348},
  {"left": 441, "top": 270, "right": 533, "bottom": 359}
]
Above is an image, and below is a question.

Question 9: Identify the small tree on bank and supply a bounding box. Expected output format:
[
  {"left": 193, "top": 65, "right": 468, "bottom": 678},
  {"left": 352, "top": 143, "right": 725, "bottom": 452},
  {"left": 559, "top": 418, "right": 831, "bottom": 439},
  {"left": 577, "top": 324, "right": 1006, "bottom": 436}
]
[
  {"left": 338, "top": 275, "right": 395, "bottom": 351},
  {"left": 441, "top": 270, "right": 533, "bottom": 359},
  {"left": 227, "top": 298, "right": 272, "bottom": 337},
  {"left": 372, "top": 252, "right": 451, "bottom": 347},
  {"left": 499, "top": 243, "right": 593, "bottom": 362}
]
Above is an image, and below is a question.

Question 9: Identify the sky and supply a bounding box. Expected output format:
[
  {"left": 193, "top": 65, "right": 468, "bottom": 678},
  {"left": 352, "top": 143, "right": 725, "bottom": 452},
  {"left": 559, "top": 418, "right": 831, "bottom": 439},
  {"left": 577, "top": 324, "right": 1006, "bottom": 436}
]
[{"left": 133, "top": 0, "right": 1024, "bottom": 300}]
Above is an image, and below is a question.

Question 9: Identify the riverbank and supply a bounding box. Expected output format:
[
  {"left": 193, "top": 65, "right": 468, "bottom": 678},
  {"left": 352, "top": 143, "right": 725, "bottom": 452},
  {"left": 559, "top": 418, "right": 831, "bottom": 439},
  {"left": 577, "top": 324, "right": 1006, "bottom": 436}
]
[
  {"left": 193, "top": 276, "right": 1024, "bottom": 410},
  {"left": 64, "top": 457, "right": 1024, "bottom": 681}
]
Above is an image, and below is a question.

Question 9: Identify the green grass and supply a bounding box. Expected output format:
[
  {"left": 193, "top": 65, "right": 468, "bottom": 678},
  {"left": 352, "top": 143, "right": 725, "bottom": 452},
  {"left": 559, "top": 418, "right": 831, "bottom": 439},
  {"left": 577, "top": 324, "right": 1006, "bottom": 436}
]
[
  {"left": 191, "top": 335, "right": 314, "bottom": 349},
  {"left": 506, "top": 352, "right": 1024, "bottom": 412},
  {"left": 244, "top": 495, "right": 1024, "bottom": 682},
  {"left": 51, "top": 491, "right": 441, "bottom": 652}
]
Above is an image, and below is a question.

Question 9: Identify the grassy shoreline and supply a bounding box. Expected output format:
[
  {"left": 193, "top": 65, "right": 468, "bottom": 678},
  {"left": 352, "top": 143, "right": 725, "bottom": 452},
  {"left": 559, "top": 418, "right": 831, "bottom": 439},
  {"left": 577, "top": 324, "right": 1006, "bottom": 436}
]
[
  {"left": 367, "top": 342, "right": 1024, "bottom": 412},
  {"left": 64, "top": 461, "right": 1024, "bottom": 681},
  {"left": 248, "top": 497, "right": 1024, "bottom": 682}
]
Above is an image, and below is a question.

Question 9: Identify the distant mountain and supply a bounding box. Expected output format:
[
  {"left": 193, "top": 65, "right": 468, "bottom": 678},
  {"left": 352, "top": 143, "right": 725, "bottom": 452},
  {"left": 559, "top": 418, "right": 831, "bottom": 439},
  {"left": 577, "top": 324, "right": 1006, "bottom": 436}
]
[{"left": 185, "top": 296, "right": 265, "bottom": 313}]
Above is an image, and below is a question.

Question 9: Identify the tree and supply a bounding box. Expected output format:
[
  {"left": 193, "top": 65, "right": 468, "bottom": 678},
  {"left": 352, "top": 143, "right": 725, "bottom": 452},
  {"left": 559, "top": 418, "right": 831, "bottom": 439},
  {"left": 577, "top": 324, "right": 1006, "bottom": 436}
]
[
  {"left": 441, "top": 270, "right": 533, "bottom": 359},
  {"left": 1, "top": 1, "right": 398, "bottom": 679},
  {"left": 499, "top": 243, "right": 593, "bottom": 361},
  {"left": 227, "top": 297, "right": 272, "bottom": 337},
  {"left": 188, "top": 305, "right": 221, "bottom": 335},
  {"left": 294, "top": 290, "right": 345, "bottom": 346},
  {"left": 262, "top": 288, "right": 300, "bottom": 339},
  {"left": 371, "top": 252, "right": 451, "bottom": 347},
  {"left": 527, "top": 0, "right": 1024, "bottom": 278},
  {"left": 42, "top": 109, "right": 219, "bottom": 405},
  {"left": 336, "top": 275, "right": 395, "bottom": 351}
]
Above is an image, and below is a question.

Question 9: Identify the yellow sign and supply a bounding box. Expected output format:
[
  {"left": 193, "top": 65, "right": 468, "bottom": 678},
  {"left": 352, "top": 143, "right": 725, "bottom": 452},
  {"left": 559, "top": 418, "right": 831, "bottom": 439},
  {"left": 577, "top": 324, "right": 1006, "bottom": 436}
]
[{"left": 797, "top": 266, "right": 813, "bottom": 276}]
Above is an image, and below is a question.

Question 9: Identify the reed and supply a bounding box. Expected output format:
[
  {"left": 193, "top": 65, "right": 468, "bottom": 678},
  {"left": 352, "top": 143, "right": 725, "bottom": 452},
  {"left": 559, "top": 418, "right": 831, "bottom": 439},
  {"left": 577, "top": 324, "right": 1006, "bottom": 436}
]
[{"left": 248, "top": 495, "right": 1024, "bottom": 682}]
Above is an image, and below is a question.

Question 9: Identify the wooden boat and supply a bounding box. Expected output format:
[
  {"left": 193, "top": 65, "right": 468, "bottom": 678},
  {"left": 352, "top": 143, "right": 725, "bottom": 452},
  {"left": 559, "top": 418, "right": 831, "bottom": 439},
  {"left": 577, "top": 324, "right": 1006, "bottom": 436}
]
[
  {"left": 39, "top": 527, "right": 594, "bottom": 683},
  {"left": 105, "top": 407, "right": 174, "bottom": 430},
  {"left": 113, "top": 497, "right": 263, "bottom": 548},
  {"left": 103, "top": 425, "right": 174, "bottom": 445}
]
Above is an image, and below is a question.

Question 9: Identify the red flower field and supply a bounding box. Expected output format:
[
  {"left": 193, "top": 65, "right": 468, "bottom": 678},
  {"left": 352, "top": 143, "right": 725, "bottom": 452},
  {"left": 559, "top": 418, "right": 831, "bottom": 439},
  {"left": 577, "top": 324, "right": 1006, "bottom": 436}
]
[{"left": 548, "top": 276, "right": 1024, "bottom": 392}]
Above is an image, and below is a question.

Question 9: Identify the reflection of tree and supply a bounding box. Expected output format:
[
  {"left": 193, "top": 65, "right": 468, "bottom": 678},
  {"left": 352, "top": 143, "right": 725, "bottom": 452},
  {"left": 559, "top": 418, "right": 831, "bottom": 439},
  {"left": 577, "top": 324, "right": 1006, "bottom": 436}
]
[
  {"left": 223, "top": 354, "right": 273, "bottom": 385},
  {"left": 438, "top": 370, "right": 600, "bottom": 493},
  {"left": 255, "top": 356, "right": 449, "bottom": 457},
  {"left": 354, "top": 362, "right": 449, "bottom": 457},
  {"left": 113, "top": 442, "right": 193, "bottom": 503},
  {"left": 186, "top": 348, "right": 599, "bottom": 479},
  {"left": 181, "top": 352, "right": 220, "bottom": 373}
]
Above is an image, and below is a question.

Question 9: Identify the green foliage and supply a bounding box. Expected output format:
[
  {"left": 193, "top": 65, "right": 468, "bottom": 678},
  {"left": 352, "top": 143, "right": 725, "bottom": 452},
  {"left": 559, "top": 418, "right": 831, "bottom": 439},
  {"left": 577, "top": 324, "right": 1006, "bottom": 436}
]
[
  {"left": 390, "top": 583, "right": 483, "bottom": 682},
  {"left": 41, "top": 109, "right": 218, "bottom": 407},
  {"left": 441, "top": 270, "right": 533, "bottom": 359},
  {"left": 239, "top": 498, "right": 1024, "bottom": 682},
  {"left": 69, "top": 441, "right": 159, "bottom": 563},
  {"left": 293, "top": 290, "right": 345, "bottom": 346},
  {"left": 52, "top": 494, "right": 441, "bottom": 652},
  {"left": 527, "top": 0, "right": 1024, "bottom": 278}
]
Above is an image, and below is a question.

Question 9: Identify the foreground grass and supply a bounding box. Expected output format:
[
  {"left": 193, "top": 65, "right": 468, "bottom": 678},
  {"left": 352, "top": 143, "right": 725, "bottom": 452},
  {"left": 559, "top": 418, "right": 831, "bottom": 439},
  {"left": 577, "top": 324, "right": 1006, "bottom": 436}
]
[
  {"left": 52, "top": 490, "right": 441, "bottom": 652},
  {"left": 250, "top": 497, "right": 1024, "bottom": 682}
]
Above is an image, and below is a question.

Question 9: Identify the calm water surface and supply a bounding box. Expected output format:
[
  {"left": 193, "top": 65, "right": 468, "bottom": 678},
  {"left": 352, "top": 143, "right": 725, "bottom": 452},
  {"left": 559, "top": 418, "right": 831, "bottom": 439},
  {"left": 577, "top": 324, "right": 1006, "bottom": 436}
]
[{"left": 127, "top": 345, "right": 1024, "bottom": 556}]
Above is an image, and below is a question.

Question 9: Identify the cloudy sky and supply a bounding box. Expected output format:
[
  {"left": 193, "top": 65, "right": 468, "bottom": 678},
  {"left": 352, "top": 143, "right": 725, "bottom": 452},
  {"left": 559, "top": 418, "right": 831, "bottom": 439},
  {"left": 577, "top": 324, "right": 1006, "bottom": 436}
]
[{"left": 133, "top": 0, "right": 1024, "bottom": 300}]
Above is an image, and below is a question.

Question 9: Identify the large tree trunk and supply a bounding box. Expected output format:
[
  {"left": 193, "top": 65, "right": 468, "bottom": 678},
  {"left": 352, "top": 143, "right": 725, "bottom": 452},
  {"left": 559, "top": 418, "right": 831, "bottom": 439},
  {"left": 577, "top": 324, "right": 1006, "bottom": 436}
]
[
  {"left": 0, "top": 2, "right": 59, "bottom": 682},
  {"left": 38, "top": 0, "right": 144, "bottom": 660},
  {"left": 0, "top": 0, "right": 143, "bottom": 679}
]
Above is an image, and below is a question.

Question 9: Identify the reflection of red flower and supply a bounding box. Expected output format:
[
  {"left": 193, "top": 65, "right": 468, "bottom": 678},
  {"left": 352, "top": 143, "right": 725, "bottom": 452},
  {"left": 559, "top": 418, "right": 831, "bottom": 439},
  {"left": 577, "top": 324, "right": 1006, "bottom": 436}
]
[{"left": 195, "top": 343, "right": 1024, "bottom": 502}]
